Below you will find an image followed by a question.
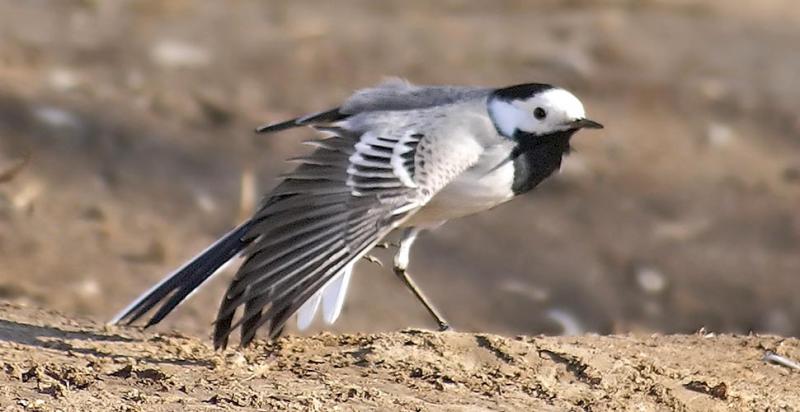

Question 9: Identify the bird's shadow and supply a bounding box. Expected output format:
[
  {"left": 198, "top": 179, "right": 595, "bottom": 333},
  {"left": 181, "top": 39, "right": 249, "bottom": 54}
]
[{"left": 0, "top": 318, "right": 212, "bottom": 367}]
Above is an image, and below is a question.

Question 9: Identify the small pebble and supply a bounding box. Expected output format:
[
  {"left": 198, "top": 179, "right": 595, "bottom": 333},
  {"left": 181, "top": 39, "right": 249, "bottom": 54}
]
[
  {"left": 151, "top": 39, "right": 210, "bottom": 69},
  {"left": 636, "top": 266, "right": 666, "bottom": 295},
  {"left": 706, "top": 122, "right": 735, "bottom": 147}
]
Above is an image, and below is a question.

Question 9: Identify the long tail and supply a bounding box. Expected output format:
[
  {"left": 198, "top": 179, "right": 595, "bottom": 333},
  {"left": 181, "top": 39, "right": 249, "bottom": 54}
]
[
  {"left": 254, "top": 107, "right": 346, "bottom": 134},
  {"left": 109, "top": 221, "right": 253, "bottom": 327}
]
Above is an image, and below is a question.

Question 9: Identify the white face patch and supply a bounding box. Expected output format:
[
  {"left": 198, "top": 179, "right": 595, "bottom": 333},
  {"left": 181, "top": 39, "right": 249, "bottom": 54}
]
[
  {"left": 488, "top": 88, "right": 587, "bottom": 137},
  {"left": 487, "top": 99, "right": 526, "bottom": 137}
]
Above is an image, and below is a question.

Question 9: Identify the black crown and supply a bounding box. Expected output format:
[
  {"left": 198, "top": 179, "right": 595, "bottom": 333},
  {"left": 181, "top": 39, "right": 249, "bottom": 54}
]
[{"left": 492, "top": 83, "right": 554, "bottom": 101}]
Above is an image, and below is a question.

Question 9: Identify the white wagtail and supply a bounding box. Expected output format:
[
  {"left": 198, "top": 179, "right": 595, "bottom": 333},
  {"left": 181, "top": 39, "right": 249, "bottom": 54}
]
[{"left": 110, "top": 79, "right": 603, "bottom": 348}]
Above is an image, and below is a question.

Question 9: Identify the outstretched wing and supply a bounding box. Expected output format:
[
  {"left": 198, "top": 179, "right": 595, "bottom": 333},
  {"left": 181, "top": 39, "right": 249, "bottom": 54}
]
[{"left": 213, "top": 110, "right": 484, "bottom": 348}]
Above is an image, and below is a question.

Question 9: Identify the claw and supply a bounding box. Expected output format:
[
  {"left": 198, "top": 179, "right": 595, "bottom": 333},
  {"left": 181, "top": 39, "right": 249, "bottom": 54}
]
[
  {"left": 362, "top": 254, "right": 383, "bottom": 267},
  {"left": 374, "top": 241, "right": 399, "bottom": 249}
]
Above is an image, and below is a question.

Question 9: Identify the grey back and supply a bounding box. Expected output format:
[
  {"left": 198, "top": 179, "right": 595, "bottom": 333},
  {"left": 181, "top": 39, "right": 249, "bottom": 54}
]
[{"left": 341, "top": 78, "right": 491, "bottom": 115}]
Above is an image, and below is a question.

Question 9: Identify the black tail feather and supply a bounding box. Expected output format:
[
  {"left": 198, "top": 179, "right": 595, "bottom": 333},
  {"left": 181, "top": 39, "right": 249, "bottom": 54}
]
[
  {"left": 255, "top": 107, "right": 347, "bottom": 134},
  {"left": 109, "top": 222, "right": 253, "bottom": 327}
]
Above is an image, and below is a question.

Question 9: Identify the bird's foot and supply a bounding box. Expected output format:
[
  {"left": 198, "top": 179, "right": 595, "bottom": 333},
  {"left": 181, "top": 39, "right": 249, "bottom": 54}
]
[
  {"left": 362, "top": 254, "right": 383, "bottom": 267},
  {"left": 374, "top": 241, "right": 399, "bottom": 249}
]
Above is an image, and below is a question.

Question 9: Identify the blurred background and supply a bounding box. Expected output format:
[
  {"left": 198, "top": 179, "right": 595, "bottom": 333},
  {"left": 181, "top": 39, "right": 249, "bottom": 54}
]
[{"left": 0, "top": 0, "right": 798, "bottom": 339}]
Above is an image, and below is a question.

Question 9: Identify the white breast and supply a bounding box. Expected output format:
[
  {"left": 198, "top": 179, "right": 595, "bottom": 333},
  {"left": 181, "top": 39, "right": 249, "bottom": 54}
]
[{"left": 403, "top": 143, "right": 516, "bottom": 228}]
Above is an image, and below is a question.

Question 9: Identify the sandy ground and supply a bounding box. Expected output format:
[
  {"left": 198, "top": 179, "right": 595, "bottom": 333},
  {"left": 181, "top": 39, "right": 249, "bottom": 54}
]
[
  {"left": 1, "top": 0, "right": 798, "bottom": 338},
  {"left": 1, "top": 0, "right": 800, "bottom": 409},
  {"left": 0, "top": 302, "right": 798, "bottom": 411}
]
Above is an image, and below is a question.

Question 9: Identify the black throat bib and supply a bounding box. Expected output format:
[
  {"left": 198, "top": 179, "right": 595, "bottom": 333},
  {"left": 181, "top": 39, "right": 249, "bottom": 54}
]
[{"left": 510, "top": 129, "right": 576, "bottom": 195}]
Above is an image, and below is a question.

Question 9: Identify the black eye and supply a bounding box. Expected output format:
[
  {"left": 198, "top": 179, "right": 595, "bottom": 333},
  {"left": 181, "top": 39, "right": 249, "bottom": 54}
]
[{"left": 533, "top": 107, "right": 547, "bottom": 120}]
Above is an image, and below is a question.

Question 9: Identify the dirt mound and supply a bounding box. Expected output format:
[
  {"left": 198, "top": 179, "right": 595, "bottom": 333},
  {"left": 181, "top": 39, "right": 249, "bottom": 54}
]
[{"left": 0, "top": 303, "right": 797, "bottom": 411}]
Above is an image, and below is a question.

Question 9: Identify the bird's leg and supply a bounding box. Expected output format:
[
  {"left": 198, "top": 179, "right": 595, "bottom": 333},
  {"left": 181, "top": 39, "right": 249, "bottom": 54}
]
[{"left": 393, "top": 228, "right": 450, "bottom": 331}]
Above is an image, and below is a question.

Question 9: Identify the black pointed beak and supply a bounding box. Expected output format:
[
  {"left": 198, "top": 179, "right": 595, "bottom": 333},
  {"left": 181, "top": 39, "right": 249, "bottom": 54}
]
[{"left": 570, "top": 118, "right": 604, "bottom": 130}]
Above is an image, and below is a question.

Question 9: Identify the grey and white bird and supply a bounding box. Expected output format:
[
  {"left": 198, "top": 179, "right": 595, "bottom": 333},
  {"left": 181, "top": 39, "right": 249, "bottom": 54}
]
[{"left": 110, "top": 79, "right": 603, "bottom": 348}]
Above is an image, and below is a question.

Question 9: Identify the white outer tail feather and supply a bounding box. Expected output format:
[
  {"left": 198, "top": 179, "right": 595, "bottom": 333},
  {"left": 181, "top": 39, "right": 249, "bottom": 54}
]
[
  {"left": 296, "top": 292, "right": 321, "bottom": 330},
  {"left": 296, "top": 263, "right": 354, "bottom": 330},
  {"left": 322, "top": 262, "right": 354, "bottom": 324}
]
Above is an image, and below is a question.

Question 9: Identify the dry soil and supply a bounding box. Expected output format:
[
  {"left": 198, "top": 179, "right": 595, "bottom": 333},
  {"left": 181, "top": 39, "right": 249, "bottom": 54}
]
[{"left": 1, "top": 303, "right": 799, "bottom": 411}]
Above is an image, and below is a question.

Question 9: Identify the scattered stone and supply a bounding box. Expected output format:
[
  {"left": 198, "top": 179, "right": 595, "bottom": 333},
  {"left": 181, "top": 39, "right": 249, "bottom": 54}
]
[
  {"left": 635, "top": 266, "right": 667, "bottom": 295},
  {"left": 684, "top": 380, "right": 728, "bottom": 400},
  {"left": 192, "top": 188, "right": 218, "bottom": 214},
  {"left": 47, "top": 68, "right": 81, "bottom": 92},
  {"left": 151, "top": 39, "right": 210, "bottom": 69},
  {"left": 225, "top": 352, "right": 247, "bottom": 368},
  {"left": 110, "top": 364, "right": 170, "bottom": 383},
  {"left": 10, "top": 180, "right": 43, "bottom": 211},
  {"left": 31, "top": 106, "right": 82, "bottom": 131},
  {"left": 75, "top": 278, "right": 100, "bottom": 299},
  {"left": 652, "top": 219, "right": 710, "bottom": 241},
  {"left": 498, "top": 280, "right": 549, "bottom": 302},
  {"left": 545, "top": 308, "right": 584, "bottom": 336},
  {"left": 122, "top": 388, "right": 147, "bottom": 403},
  {"left": 706, "top": 122, "right": 735, "bottom": 147}
]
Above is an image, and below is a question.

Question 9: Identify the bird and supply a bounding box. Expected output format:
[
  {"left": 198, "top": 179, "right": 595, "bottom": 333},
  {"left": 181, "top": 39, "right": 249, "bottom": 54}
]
[{"left": 109, "top": 78, "right": 603, "bottom": 349}]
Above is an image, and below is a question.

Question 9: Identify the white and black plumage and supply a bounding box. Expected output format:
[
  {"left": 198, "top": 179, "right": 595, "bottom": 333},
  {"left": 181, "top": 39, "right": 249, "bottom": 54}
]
[{"left": 110, "top": 79, "right": 603, "bottom": 348}]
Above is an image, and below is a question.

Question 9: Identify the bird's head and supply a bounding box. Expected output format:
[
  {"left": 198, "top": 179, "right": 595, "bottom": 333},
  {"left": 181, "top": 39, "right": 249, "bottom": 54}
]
[{"left": 487, "top": 83, "right": 603, "bottom": 140}]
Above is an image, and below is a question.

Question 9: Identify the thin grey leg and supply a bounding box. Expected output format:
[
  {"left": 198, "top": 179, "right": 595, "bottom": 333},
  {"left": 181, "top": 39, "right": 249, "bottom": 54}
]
[{"left": 393, "top": 228, "right": 451, "bottom": 331}]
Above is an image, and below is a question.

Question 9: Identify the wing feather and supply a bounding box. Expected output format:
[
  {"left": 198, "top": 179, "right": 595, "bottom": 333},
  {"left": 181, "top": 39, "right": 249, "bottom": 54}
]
[
  {"left": 212, "top": 106, "right": 486, "bottom": 348},
  {"left": 113, "top": 82, "right": 493, "bottom": 346}
]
